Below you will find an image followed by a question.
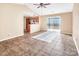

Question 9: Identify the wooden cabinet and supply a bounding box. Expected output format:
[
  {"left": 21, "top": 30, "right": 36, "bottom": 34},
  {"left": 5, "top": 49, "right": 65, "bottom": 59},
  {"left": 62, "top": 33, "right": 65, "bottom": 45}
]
[
  {"left": 26, "top": 17, "right": 30, "bottom": 32},
  {"left": 25, "top": 16, "right": 39, "bottom": 33},
  {"left": 30, "top": 16, "right": 39, "bottom": 24}
]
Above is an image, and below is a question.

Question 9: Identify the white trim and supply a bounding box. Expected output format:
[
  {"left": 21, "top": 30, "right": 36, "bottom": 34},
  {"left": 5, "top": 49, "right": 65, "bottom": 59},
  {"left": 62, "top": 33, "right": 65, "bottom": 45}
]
[
  {"left": 73, "top": 37, "right": 79, "bottom": 55},
  {"left": 66, "top": 33, "right": 72, "bottom": 35},
  {"left": 0, "top": 34, "right": 24, "bottom": 42},
  {"left": 61, "top": 32, "right": 72, "bottom": 35}
]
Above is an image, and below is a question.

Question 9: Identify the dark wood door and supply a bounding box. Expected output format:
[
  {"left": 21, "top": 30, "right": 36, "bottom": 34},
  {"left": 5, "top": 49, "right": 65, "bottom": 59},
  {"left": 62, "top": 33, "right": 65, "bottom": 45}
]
[{"left": 26, "top": 17, "right": 30, "bottom": 33}]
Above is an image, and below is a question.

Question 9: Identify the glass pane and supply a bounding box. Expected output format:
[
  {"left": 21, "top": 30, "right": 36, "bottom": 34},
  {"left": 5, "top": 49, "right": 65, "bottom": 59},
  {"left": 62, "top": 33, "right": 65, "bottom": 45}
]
[{"left": 47, "top": 16, "right": 61, "bottom": 29}]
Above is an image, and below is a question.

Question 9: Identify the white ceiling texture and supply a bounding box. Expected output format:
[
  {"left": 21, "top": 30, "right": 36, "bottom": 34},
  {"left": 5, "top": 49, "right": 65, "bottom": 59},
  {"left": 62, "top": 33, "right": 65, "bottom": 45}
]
[{"left": 24, "top": 3, "right": 74, "bottom": 16}]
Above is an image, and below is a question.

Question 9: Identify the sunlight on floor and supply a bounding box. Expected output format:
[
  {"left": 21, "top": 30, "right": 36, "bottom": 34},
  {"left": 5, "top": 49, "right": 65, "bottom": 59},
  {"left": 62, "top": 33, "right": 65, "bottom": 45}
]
[{"left": 47, "top": 29, "right": 61, "bottom": 33}]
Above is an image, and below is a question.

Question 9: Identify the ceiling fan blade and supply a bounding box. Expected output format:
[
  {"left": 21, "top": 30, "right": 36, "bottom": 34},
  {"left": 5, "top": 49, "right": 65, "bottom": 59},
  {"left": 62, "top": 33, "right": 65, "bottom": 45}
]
[
  {"left": 37, "top": 6, "right": 40, "bottom": 8},
  {"left": 33, "top": 4, "right": 39, "bottom": 5},
  {"left": 44, "top": 3, "right": 50, "bottom": 5}
]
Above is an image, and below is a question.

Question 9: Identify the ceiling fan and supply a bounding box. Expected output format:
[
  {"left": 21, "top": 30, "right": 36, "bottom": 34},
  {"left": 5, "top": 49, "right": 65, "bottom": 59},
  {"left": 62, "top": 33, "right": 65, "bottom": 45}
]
[{"left": 33, "top": 3, "right": 51, "bottom": 8}]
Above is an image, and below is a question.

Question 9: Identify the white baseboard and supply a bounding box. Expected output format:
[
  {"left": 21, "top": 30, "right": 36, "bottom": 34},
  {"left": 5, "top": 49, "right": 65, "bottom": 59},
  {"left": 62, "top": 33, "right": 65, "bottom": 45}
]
[
  {"left": 73, "top": 38, "right": 79, "bottom": 55},
  {"left": 62, "top": 32, "right": 72, "bottom": 35},
  {"left": 0, "top": 34, "right": 24, "bottom": 42}
]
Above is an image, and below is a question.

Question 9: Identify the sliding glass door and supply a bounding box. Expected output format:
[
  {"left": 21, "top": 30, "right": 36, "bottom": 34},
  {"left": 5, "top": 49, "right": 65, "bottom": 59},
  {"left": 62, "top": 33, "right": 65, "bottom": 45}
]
[{"left": 47, "top": 16, "right": 61, "bottom": 31}]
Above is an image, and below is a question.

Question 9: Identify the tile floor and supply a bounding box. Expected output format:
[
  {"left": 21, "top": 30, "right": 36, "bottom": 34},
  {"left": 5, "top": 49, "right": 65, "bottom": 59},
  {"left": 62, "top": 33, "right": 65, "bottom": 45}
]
[{"left": 0, "top": 31, "right": 78, "bottom": 56}]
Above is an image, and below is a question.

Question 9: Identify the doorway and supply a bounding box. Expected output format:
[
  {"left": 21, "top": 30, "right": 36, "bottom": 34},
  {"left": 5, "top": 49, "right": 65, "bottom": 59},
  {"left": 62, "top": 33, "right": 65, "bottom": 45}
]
[
  {"left": 47, "top": 16, "right": 61, "bottom": 32},
  {"left": 24, "top": 16, "right": 30, "bottom": 33}
]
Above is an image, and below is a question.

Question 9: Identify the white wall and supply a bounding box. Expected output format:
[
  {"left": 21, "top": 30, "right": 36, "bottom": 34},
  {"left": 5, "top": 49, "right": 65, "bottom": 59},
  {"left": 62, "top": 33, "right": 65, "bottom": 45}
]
[
  {"left": 0, "top": 4, "right": 35, "bottom": 41},
  {"left": 73, "top": 3, "right": 79, "bottom": 54}
]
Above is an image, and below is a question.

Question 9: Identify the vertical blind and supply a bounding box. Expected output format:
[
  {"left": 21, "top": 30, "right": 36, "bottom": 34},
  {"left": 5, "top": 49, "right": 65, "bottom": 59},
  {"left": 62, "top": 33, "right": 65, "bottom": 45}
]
[{"left": 47, "top": 16, "right": 61, "bottom": 29}]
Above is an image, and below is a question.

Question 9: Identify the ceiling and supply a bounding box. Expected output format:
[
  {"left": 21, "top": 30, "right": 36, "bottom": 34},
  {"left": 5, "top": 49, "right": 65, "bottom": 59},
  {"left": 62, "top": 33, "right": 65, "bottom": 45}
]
[{"left": 24, "top": 3, "right": 74, "bottom": 16}]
